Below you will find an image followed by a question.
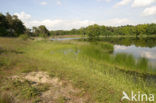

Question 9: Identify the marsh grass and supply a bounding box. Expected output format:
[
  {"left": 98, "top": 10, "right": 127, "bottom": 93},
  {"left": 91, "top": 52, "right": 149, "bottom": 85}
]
[
  {"left": 24, "top": 40, "right": 156, "bottom": 102},
  {"left": 79, "top": 42, "right": 155, "bottom": 74},
  {"left": 0, "top": 38, "right": 155, "bottom": 103},
  {"left": 0, "top": 93, "right": 15, "bottom": 103}
]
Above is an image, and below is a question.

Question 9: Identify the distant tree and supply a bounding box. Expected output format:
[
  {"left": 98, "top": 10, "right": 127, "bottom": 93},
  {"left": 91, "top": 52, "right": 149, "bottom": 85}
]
[
  {"left": 0, "top": 13, "right": 8, "bottom": 36},
  {"left": 12, "top": 15, "right": 26, "bottom": 36},
  {"left": 79, "top": 27, "right": 86, "bottom": 36},
  {"left": 38, "top": 25, "right": 49, "bottom": 37},
  {"left": 0, "top": 13, "right": 25, "bottom": 37},
  {"left": 5, "top": 13, "right": 14, "bottom": 36},
  {"left": 100, "top": 25, "right": 106, "bottom": 36},
  {"left": 25, "top": 28, "right": 32, "bottom": 36},
  {"left": 135, "top": 24, "right": 148, "bottom": 36},
  {"left": 32, "top": 26, "right": 39, "bottom": 36},
  {"left": 146, "top": 24, "right": 156, "bottom": 35},
  {"left": 86, "top": 24, "right": 101, "bottom": 40}
]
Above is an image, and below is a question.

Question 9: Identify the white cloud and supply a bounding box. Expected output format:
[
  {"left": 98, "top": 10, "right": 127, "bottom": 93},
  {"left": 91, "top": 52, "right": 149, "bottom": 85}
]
[
  {"left": 40, "top": 1, "right": 47, "bottom": 5},
  {"left": 14, "top": 12, "right": 95, "bottom": 30},
  {"left": 132, "top": 0, "right": 156, "bottom": 7},
  {"left": 114, "top": 0, "right": 131, "bottom": 7},
  {"left": 96, "top": 0, "right": 111, "bottom": 2},
  {"left": 56, "top": 1, "right": 62, "bottom": 6},
  {"left": 101, "top": 18, "right": 134, "bottom": 26},
  {"left": 14, "top": 12, "right": 135, "bottom": 30},
  {"left": 28, "top": 19, "right": 95, "bottom": 30},
  {"left": 141, "top": 51, "right": 156, "bottom": 59},
  {"left": 142, "top": 6, "right": 156, "bottom": 16},
  {"left": 114, "top": 45, "right": 127, "bottom": 50},
  {"left": 14, "top": 12, "right": 31, "bottom": 20}
]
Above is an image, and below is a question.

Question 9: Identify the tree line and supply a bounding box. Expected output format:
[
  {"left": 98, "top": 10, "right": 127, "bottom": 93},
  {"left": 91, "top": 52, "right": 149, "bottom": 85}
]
[
  {"left": 0, "top": 13, "right": 50, "bottom": 37},
  {"left": 51, "top": 24, "right": 156, "bottom": 39},
  {"left": 0, "top": 13, "right": 25, "bottom": 37},
  {"left": 0, "top": 13, "right": 156, "bottom": 38}
]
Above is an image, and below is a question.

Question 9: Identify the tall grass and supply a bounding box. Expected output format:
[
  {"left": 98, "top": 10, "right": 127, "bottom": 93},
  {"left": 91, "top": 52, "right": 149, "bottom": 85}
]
[
  {"left": 25, "top": 40, "right": 156, "bottom": 102},
  {"left": 0, "top": 38, "right": 155, "bottom": 103},
  {"left": 0, "top": 93, "right": 15, "bottom": 103},
  {"left": 79, "top": 42, "right": 154, "bottom": 74}
]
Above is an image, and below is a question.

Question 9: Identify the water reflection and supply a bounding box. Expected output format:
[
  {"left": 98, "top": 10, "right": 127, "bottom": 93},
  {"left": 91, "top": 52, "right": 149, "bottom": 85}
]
[
  {"left": 100, "top": 37, "right": 156, "bottom": 68},
  {"left": 101, "top": 37, "right": 156, "bottom": 47},
  {"left": 114, "top": 45, "right": 156, "bottom": 68},
  {"left": 51, "top": 38, "right": 80, "bottom": 41}
]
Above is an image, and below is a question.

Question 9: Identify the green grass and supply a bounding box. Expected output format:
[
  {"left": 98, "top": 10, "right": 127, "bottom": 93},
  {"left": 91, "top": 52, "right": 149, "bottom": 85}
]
[
  {"left": 78, "top": 41, "right": 155, "bottom": 74},
  {"left": 0, "top": 38, "right": 155, "bottom": 103},
  {"left": 25, "top": 40, "right": 156, "bottom": 102}
]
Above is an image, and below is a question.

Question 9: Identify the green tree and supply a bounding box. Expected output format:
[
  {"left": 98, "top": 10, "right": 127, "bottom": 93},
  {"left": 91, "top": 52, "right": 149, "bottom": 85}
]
[
  {"left": 100, "top": 25, "right": 106, "bottom": 36},
  {"left": 0, "top": 13, "right": 8, "bottom": 36},
  {"left": 135, "top": 24, "right": 148, "bottom": 36},
  {"left": 146, "top": 23, "right": 156, "bottom": 35},
  {"left": 86, "top": 24, "right": 101, "bottom": 40},
  {"left": 38, "top": 25, "right": 49, "bottom": 37},
  {"left": 12, "top": 15, "right": 26, "bottom": 36},
  {"left": 32, "top": 27, "right": 39, "bottom": 36}
]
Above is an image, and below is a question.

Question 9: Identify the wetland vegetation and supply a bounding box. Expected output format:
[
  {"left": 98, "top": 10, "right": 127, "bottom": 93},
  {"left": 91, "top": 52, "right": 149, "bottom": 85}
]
[
  {"left": 0, "top": 12, "right": 156, "bottom": 103},
  {"left": 0, "top": 36, "right": 156, "bottom": 103}
]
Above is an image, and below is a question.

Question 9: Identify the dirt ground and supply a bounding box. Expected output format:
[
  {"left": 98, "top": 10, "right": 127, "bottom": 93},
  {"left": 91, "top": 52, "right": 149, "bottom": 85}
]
[{"left": 11, "top": 71, "right": 90, "bottom": 103}]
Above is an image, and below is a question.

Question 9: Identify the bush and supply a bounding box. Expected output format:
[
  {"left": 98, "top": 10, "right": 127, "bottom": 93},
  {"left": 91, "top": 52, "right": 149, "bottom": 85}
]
[{"left": 19, "top": 34, "right": 29, "bottom": 40}]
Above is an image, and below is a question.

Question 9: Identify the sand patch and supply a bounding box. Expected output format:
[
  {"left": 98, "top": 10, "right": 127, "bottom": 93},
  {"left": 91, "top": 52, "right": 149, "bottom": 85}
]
[{"left": 11, "top": 71, "right": 89, "bottom": 103}]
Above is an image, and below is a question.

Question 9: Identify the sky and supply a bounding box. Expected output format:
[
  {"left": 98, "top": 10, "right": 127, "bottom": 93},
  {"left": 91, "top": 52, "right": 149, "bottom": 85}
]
[{"left": 0, "top": 0, "right": 156, "bottom": 30}]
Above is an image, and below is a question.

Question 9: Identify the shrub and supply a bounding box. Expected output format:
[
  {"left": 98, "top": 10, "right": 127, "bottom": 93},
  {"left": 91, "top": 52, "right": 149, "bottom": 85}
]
[{"left": 19, "top": 34, "right": 29, "bottom": 40}]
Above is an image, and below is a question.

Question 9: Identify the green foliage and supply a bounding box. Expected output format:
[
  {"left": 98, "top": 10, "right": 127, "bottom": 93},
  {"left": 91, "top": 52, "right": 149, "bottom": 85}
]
[
  {"left": 50, "top": 23, "right": 156, "bottom": 39},
  {"left": 0, "top": 38, "right": 155, "bottom": 103},
  {"left": 19, "top": 34, "right": 29, "bottom": 40},
  {"left": 26, "top": 40, "right": 155, "bottom": 102},
  {"left": 0, "top": 13, "right": 26, "bottom": 37},
  {"left": 12, "top": 80, "right": 48, "bottom": 99},
  {"left": 137, "top": 57, "right": 148, "bottom": 70},
  {"left": 114, "top": 53, "right": 136, "bottom": 68},
  {"left": 32, "top": 25, "right": 49, "bottom": 37},
  {"left": 146, "top": 23, "right": 156, "bottom": 35},
  {"left": 86, "top": 24, "right": 101, "bottom": 40}
]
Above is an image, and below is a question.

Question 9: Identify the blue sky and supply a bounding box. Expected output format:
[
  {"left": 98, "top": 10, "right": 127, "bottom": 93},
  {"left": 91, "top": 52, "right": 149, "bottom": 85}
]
[{"left": 0, "top": 0, "right": 156, "bottom": 30}]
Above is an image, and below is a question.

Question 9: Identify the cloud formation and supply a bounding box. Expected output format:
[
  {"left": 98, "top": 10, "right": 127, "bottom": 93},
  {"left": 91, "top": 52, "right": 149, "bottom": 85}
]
[
  {"left": 96, "top": 0, "right": 111, "bottom": 2},
  {"left": 14, "top": 12, "right": 31, "bottom": 20},
  {"left": 142, "top": 6, "right": 156, "bottom": 16},
  {"left": 14, "top": 12, "right": 95, "bottom": 30},
  {"left": 132, "top": 0, "right": 156, "bottom": 7},
  {"left": 14, "top": 12, "right": 134, "bottom": 30},
  {"left": 102, "top": 18, "right": 134, "bottom": 26},
  {"left": 114, "top": 0, "right": 131, "bottom": 7},
  {"left": 56, "top": 0, "right": 62, "bottom": 6},
  {"left": 114, "top": 0, "right": 156, "bottom": 8},
  {"left": 40, "top": 1, "right": 47, "bottom": 5}
]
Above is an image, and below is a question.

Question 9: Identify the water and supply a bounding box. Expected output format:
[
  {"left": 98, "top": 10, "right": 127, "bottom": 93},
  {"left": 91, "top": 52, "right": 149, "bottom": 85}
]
[
  {"left": 101, "top": 37, "right": 156, "bottom": 69},
  {"left": 51, "top": 38, "right": 80, "bottom": 41},
  {"left": 114, "top": 45, "right": 156, "bottom": 68},
  {"left": 51, "top": 37, "right": 156, "bottom": 69}
]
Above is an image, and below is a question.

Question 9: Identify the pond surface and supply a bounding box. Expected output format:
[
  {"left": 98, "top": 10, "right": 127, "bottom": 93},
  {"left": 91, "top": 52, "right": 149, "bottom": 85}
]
[
  {"left": 114, "top": 45, "right": 156, "bottom": 68},
  {"left": 51, "top": 37, "right": 156, "bottom": 69},
  {"left": 51, "top": 38, "right": 80, "bottom": 41},
  {"left": 101, "top": 37, "right": 156, "bottom": 69}
]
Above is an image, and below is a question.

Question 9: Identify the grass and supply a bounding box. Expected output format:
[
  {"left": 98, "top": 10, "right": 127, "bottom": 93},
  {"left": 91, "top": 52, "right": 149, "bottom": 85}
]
[
  {"left": 0, "top": 37, "right": 155, "bottom": 103},
  {"left": 79, "top": 41, "right": 155, "bottom": 74}
]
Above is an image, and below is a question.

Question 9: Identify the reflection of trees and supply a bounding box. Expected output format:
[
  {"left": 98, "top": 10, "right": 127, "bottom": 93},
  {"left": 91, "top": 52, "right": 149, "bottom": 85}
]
[{"left": 101, "top": 37, "right": 156, "bottom": 48}]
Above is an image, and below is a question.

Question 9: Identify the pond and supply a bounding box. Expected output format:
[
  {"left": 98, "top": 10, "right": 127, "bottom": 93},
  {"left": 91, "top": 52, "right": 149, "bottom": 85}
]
[
  {"left": 114, "top": 45, "right": 156, "bottom": 68},
  {"left": 101, "top": 37, "right": 156, "bottom": 69},
  {"left": 51, "top": 37, "right": 156, "bottom": 71},
  {"left": 51, "top": 38, "right": 80, "bottom": 41}
]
